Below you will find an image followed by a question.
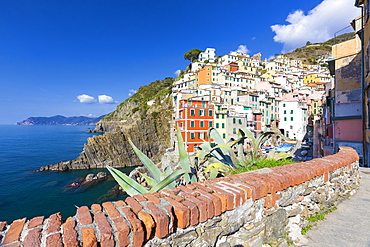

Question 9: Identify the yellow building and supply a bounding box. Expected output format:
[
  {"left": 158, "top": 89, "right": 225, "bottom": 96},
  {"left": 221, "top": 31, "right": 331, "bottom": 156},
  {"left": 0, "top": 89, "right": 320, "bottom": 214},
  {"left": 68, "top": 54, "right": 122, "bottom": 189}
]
[
  {"left": 303, "top": 73, "right": 331, "bottom": 85},
  {"left": 214, "top": 104, "right": 228, "bottom": 142}
]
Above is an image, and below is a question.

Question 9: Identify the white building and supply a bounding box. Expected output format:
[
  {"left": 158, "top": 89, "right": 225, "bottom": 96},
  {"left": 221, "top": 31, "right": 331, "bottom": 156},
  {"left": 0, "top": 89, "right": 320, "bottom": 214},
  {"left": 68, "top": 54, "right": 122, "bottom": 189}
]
[
  {"left": 199, "top": 48, "right": 216, "bottom": 63},
  {"left": 279, "top": 98, "right": 309, "bottom": 141}
]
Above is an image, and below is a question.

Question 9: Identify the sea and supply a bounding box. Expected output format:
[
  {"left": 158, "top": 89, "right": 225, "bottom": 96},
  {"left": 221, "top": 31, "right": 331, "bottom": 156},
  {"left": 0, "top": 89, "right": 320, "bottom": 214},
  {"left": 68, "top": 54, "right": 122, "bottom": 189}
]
[{"left": 0, "top": 125, "right": 133, "bottom": 222}]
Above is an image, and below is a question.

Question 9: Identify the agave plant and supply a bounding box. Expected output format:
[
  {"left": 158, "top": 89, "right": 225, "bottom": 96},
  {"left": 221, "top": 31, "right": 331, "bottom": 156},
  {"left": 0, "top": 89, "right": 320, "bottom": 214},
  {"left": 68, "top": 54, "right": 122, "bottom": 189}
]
[
  {"left": 106, "top": 128, "right": 196, "bottom": 197},
  {"left": 197, "top": 128, "right": 274, "bottom": 179},
  {"left": 195, "top": 128, "right": 243, "bottom": 179},
  {"left": 240, "top": 128, "right": 274, "bottom": 160}
]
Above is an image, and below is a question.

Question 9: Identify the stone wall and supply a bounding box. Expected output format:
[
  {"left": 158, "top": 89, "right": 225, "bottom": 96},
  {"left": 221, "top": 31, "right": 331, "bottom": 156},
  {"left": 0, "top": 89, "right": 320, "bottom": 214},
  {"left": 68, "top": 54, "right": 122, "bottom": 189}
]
[{"left": 0, "top": 147, "right": 359, "bottom": 246}]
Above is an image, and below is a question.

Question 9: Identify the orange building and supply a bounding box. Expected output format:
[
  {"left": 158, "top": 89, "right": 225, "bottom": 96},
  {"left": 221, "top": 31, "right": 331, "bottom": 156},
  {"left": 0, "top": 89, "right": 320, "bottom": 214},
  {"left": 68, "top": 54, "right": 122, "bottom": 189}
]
[
  {"left": 226, "top": 62, "right": 239, "bottom": 72},
  {"left": 176, "top": 97, "right": 214, "bottom": 153},
  {"left": 195, "top": 65, "right": 213, "bottom": 87}
]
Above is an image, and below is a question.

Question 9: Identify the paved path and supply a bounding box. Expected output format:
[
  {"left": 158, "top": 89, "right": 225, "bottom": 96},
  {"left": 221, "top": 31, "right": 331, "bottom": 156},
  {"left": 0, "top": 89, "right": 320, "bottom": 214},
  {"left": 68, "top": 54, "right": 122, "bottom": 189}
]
[{"left": 304, "top": 167, "right": 370, "bottom": 247}]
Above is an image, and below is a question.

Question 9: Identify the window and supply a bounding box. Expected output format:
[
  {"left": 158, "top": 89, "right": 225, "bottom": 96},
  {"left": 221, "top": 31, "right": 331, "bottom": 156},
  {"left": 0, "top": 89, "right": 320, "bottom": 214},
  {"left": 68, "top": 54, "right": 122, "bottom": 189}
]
[
  {"left": 209, "top": 121, "right": 213, "bottom": 127},
  {"left": 233, "top": 118, "right": 236, "bottom": 124},
  {"left": 291, "top": 117, "right": 294, "bottom": 121},
  {"left": 233, "top": 128, "right": 236, "bottom": 134},
  {"left": 238, "top": 119, "right": 242, "bottom": 125},
  {"left": 222, "top": 115, "right": 225, "bottom": 119},
  {"left": 190, "top": 109, "right": 195, "bottom": 116},
  {"left": 190, "top": 121, "right": 195, "bottom": 127},
  {"left": 290, "top": 110, "right": 293, "bottom": 114},
  {"left": 284, "top": 117, "right": 287, "bottom": 121},
  {"left": 283, "top": 103, "right": 286, "bottom": 107},
  {"left": 198, "top": 132, "right": 206, "bottom": 139},
  {"left": 200, "top": 121, "right": 204, "bottom": 127},
  {"left": 190, "top": 133, "right": 195, "bottom": 139},
  {"left": 198, "top": 110, "right": 205, "bottom": 116},
  {"left": 209, "top": 110, "right": 213, "bottom": 116},
  {"left": 216, "top": 114, "right": 219, "bottom": 119},
  {"left": 222, "top": 123, "right": 225, "bottom": 128},
  {"left": 284, "top": 110, "right": 286, "bottom": 114},
  {"left": 223, "top": 133, "right": 226, "bottom": 138},
  {"left": 216, "top": 123, "right": 219, "bottom": 128}
]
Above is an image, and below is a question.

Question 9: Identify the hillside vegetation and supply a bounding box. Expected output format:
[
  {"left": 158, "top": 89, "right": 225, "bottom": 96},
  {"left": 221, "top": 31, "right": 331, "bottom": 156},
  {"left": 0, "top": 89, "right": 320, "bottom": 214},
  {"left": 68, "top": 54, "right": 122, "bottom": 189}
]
[
  {"left": 103, "top": 77, "right": 174, "bottom": 121},
  {"left": 283, "top": 32, "right": 356, "bottom": 64}
]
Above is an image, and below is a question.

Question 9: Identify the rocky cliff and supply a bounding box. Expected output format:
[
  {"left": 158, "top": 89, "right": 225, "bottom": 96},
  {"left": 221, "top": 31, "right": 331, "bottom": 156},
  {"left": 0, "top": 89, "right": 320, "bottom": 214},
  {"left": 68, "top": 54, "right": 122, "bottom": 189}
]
[{"left": 39, "top": 77, "right": 175, "bottom": 171}]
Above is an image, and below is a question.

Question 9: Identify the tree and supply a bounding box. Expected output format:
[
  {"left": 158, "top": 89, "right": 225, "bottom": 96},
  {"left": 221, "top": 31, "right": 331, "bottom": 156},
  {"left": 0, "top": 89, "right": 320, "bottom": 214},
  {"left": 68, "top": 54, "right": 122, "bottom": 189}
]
[
  {"left": 184, "top": 49, "right": 204, "bottom": 62},
  {"left": 306, "top": 41, "right": 312, "bottom": 46}
]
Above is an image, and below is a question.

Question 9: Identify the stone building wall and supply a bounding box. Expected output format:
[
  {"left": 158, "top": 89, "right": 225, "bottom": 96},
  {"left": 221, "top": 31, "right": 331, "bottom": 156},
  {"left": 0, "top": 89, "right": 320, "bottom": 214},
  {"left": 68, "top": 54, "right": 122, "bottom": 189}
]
[{"left": 0, "top": 147, "right": 359, "bottom": 246}]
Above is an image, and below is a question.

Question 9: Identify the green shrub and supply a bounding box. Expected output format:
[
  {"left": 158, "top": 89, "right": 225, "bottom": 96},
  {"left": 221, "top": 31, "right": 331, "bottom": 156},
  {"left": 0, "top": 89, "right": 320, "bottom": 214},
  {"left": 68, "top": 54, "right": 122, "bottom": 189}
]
[{"left": 230, "top": 158, "right": 295, "bottom": 174}]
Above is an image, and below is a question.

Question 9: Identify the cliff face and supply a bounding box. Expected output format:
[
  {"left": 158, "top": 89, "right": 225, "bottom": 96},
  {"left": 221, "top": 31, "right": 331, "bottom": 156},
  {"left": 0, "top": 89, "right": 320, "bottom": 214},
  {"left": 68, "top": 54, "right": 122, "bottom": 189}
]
[{"left": 39, "top": 78, "right": 175, "bottom": 171}]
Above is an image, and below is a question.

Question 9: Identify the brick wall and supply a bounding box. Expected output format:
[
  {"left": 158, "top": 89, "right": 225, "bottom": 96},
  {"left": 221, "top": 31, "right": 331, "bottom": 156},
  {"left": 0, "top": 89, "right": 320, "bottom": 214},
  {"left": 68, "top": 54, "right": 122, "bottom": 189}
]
[{"left": 0, "top": 147, "right": 360, "bottom": 246}]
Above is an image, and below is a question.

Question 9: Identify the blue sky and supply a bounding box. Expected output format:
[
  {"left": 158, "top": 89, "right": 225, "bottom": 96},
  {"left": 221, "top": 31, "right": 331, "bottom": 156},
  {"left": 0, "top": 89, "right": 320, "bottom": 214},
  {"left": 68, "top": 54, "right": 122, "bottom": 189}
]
[{"left": 0, "top": 0, "right": 359, "bottom": 124}]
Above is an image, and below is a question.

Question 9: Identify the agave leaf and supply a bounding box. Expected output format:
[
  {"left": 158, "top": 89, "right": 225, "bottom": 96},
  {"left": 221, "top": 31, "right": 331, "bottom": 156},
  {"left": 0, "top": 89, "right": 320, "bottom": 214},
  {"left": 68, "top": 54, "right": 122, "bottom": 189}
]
[
  {"left": 240, "top": 128, "right": 256, "bottom": 142},
  {"left": 204, "top": 162, "right": 231, "bottom": 173},
  {"left": 140, "top": 173, "right": 157, "bottom": 188},
  {"left": 209, "top": 128, "right": 233, "bottom": 162},
  {"left": 194, "top": 149, "right": 209, "bottom": 160},
  {"left": 106, "top": 165, "right": 149, "bottom": 196},
  {"left": 199, "top": 142, "right": 235, "bottom": 167},
  {"left": 208, "top": 128, "right": 225, "bottom": 145},
  {"left": 270, "top": 152, "right": 292, "bottom": 160},
  {"left": 161, "top": 166, "right": 176, "bottom": 188},
  {"left": 205, "top": 162, "right": 231, "bottom": 179},
  {"left": 149, "top": 169, "right": 190, "bottom": 193},
  {"left": 128, "top": 138, "right": 161, "bottom": 182},
  {"left": 212, "top": 144, "right": 234, "bottom": 167},
  {"left": 176, "top": 128, "right": 196, "bottom": 183},
  {"left": 209, "top": 169, "right": 219, "bottom": 179}
]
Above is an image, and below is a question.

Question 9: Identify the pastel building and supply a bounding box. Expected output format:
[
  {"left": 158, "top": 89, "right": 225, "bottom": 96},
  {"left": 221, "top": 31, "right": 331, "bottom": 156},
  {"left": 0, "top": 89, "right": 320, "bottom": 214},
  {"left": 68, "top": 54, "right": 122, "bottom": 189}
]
[
  {"left": 214, "top": 104, "right": 228, "bottom": 141},
  {"left": 279, "top": 94, "right": 309, "bottom": 140},
  {"left": 198, "top": 48, "right": 216, "bottom": 63},
  {"left": 175, "top": 96, "right": 214, "bottom": 153}
]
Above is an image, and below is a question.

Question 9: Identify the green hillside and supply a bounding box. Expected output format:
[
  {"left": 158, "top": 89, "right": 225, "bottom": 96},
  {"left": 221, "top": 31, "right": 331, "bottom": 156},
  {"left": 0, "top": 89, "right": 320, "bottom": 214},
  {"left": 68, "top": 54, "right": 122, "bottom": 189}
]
[{"left": 283, "top": 32, "right": 356, "bottom": 64}]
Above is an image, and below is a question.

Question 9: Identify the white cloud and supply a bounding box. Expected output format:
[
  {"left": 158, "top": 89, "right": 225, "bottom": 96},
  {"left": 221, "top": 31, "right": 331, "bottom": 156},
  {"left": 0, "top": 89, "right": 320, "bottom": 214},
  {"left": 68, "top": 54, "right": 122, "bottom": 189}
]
[
  {"left": 235, "top": 45, "right": 249, "bottom": 54},
  {"left": 98, "top": 95, "right": 117, "bottom": 104},
  {"left": 252, "top": 37, "right": 256, "bottom": 40},
  {"left": 174, "top": 69, "right": 182, "bottom": 76},
  {"left": 77, "top": 94, "right": 96, "bottom": 104},
  {"left": 271, "top": 0, "right": 360, "bottom": 53},
  {"left": 128, "top": 89, "right": 137, "bottom": 96}
]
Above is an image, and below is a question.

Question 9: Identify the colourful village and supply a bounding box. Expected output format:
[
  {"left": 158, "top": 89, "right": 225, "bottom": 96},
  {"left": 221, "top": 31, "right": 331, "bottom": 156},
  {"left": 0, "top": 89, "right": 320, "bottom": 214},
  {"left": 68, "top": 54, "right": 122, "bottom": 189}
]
[
  {"left": 171, "top": 10, "right": 368, "bottom": 166},
  {"left": 172, "top": 47, "right": 326, "bottom": 156}
]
